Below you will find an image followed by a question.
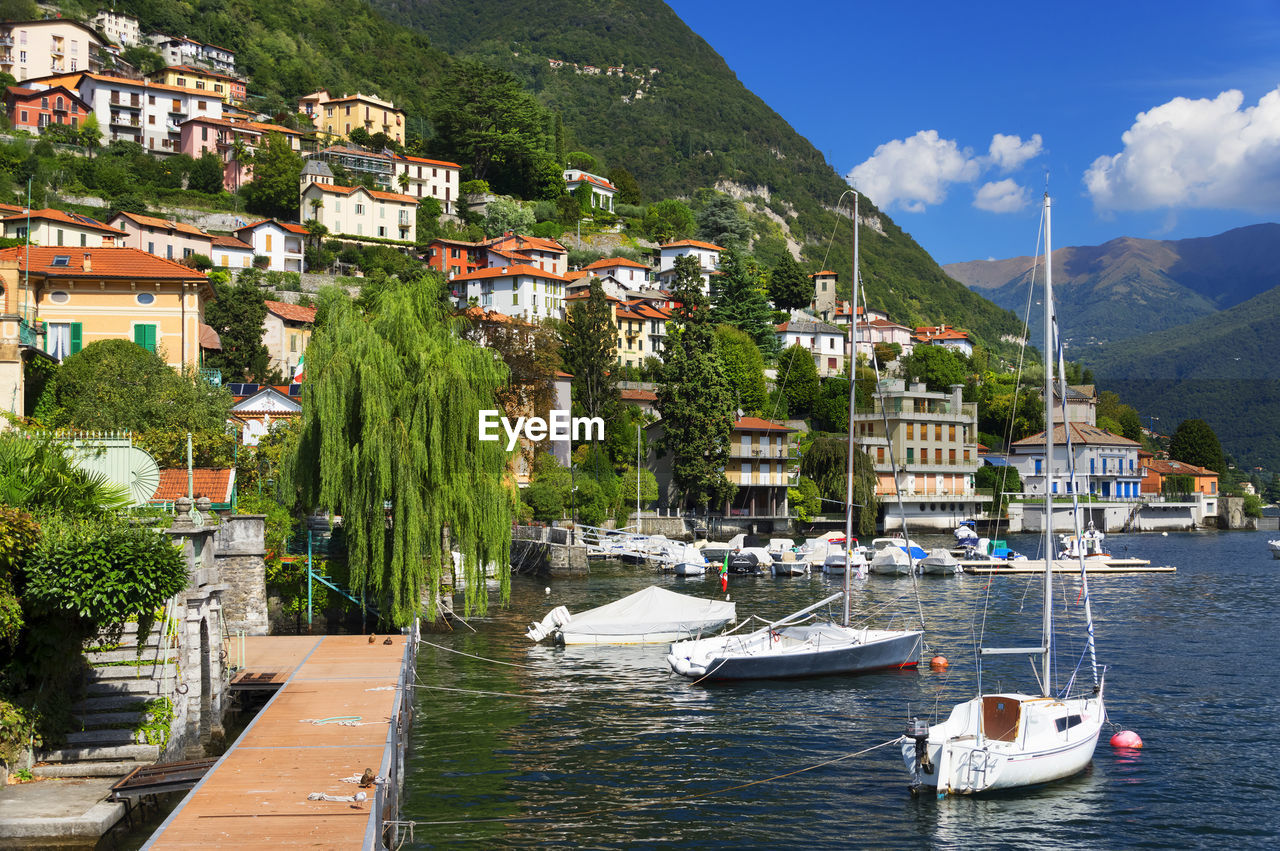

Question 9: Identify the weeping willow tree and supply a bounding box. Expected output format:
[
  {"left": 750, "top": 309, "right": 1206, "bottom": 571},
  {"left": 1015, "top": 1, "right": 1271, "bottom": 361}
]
[
  {"left": 799, "top": 436, "right": 879, "bottom": 538},
  {"left": 286, "top": 277, "right": 516, "bottom": 625}
]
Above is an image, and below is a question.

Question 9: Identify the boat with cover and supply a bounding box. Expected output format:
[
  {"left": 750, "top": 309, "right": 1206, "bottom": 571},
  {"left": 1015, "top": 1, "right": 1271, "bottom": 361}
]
[
  {"left": 1058, "top": 521, "right": 1108, "bottom": 559},
  {"left": 868, "top": 537, "right": 926, "bottom": 575},
  {"left": 726, "top": 546, "right": 771, "bottom": 575},
  {"left": 1271, "top": 540, "right": 1280, "bottom": 560},
  {"left": 919, "top": 548, "right": 961, "bottom": 576},
  {"left": 526, "top": 586, "right": 735, "bottom": 645},
  {"left": 953, "top": 520, "right": 980, "bottom": 547},
  {"left": 666, "top": 193, "right": 922, "bottom": 682},
  {"left": 902, "top": 193, "right": 1106, "bottom": 795}
]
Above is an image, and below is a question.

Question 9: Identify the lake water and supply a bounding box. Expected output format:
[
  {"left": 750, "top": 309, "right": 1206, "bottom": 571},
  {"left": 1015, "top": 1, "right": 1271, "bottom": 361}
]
[{"left": 399, "top": 530, "right": 1280, "bottom": 848}]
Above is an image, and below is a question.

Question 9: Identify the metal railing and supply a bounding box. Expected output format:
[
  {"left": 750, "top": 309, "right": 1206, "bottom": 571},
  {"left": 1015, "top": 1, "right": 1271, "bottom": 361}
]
[
  {"left": 18, "top": 318, "right": 43, "bottom": 348},
  {"left": 198, "top": 367, "right": 222, "bottom": 386}
]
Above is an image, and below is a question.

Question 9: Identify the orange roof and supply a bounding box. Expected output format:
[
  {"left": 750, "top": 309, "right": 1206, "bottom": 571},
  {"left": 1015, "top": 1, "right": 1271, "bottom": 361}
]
[
  {"left": 153, "top": 64, "right": 243, "bottom": 84},
  {"left": 566, "top": 173, "right": 617, "bottom": 191},
  {"left": 149, "top": 468, "right": 235, "bottom": 503},
  {"left": 809, "top": 270, "right": 837, "bottom": 277},
  {"left": 112, "top": 211, "right": 209, "bottom": 238},
  {"left": 302, "top": 183, "right": 416, "bottom": 204},
  {"left": 660, "top": 239, "right": 725, "bottom": 251},
  {"left": 584, "top": 257, "right": 649, "bottom": 271},
  {"left": 1141, "top": 458, "right": 1217, "bottom": 478},
  {"left": 453, "top": 264, "right": 571, "bottom": 283},
  {"left": 0, "top": 246, "right": 207, "bottom": 280},
  {"left": 395, "top": 154, "right": 461, "bottom": 169},
  {"left": 490, "top": 234, "right": 567, "bottom": 254},
  {"left": 0, "top": 203, "right": 25, "bottom": 216},
  {"left": 1011, "top": 422, "right": 1141, "bottom": 448},
  {"left": 733, "top": 417, "right": 795, "bottom": 433},
  {"left": 913, "top": 325, "right": 970, "bottom": 342},
  {"left": 620, "top": 388, "right": 657, "bottom": 402},
  {"left": 79, "top": 71, "right": 218, "bottom": 97},
  {"left": 1, "top": 208, "right": 126, "bottom": 236},
  {"left": 210, "top": 234, "right": 251, "bottom": 249},
  {"left": 264, "top": 300, "right": 317, "bottom": 324},
  {"left": 237, "top": 219, "right": 311, "bottom": 236}
]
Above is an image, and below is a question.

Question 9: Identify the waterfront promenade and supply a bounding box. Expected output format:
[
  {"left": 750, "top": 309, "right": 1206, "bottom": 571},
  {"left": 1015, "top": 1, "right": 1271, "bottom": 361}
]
[{"left": 145, "top": 632, "right": 415, "bottom": 849}]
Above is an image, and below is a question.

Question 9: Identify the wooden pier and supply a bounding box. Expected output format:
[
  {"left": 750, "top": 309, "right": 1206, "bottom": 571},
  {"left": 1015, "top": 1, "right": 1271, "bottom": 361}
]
[{"left": 144, "top": 632, "right": 416, "bottom": 849}]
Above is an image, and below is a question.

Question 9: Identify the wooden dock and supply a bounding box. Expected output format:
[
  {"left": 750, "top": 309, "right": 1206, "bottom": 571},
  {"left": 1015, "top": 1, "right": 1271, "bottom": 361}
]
[
  {"left": 963, "top": 559, "right": 1176, "bottom": 575},
  {"left": 144, "top": 632, "right": 416, "bottom": 849}
]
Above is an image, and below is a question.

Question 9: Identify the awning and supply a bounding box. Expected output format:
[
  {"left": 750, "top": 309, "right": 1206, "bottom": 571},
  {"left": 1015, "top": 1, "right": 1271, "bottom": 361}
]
[{"left": 199, "top": 323, "right": 222, "bottom": 351}]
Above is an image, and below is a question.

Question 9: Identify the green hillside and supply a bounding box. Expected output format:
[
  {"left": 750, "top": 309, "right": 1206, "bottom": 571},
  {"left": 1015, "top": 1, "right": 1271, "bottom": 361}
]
[{"left": 109, "top": 0, "right": 1021, "bottom": 345}]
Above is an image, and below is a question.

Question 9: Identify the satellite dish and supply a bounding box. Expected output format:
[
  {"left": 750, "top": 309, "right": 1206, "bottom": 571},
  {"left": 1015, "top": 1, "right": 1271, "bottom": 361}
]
[{"left": 127, "top": 446, "right": 161, "bottom": 506}]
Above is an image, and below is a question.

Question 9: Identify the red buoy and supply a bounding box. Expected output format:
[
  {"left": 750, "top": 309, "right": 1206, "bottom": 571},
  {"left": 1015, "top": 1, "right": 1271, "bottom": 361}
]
[
  {"left": 930, "top": 655, "right": 949, "bottom": 670},
  {"left": 1110, "top": 730, "right": 1143, "bottom": 749}
]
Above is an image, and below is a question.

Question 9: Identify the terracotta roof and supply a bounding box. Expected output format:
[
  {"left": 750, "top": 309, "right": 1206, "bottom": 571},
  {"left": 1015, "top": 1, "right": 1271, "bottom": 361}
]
[
  {"left": 0, "top": 208, "right": 126, "bottom": 236},
  {"left": 395, "top": 154, "right": 461, "bottom": 169},
  {"left": 264, "top": 300, "right": 317, "bottom": 324},
  {"left": 809, "top": 270, "right": 837, "bottom": 277},
  {"left": 660, "top": 239, "right": 724, "bottom": 251},
  {"left": 566, "top": 173, "right": 617, "bottom": 191},
  {"left": 112, "top": 211, "right": 209, "bottom": 238},
  {"left": 152, "top": 64, "right": 243, "bottom": 83},
  {"left": 452, "top": 264, "right": 571, "bottom": 283},
  {"left": 1011, "top": 422, "right": 1141, "bottom": 448},
  {"left": 489, "top": 234, "right": 567, "bottom": 254},
  {"left": 620, "top": 388, "right": 657, "bottom": 403},
  {"left": 302, "top": 183, "right": 416, "bottom": 204},
  {"left": 913, "top": 325, "right": 971, "bottom": 342},
  {"left": 237, "top": 219, "right": 310, "bottom": 236},
  {"left": 583, "top": 257, "right": 649, "bottom": 271},
  {"left": 149, "top": 468, "right": 235, "bottom": 503},
  {"left": 0, "top": 246, "right": 207, "bottom": 279},
  {"left": 1141, "top": 458, "right": 1217, "bottom": 477},
  {"left": 210, "top": 234, "right": 252, "bottom": 249},
  {"left": 0, "top": 203, "right": 25, "bottom": 216},
  {"left": 733, "top": 417, "right": 795, "bottom": 433}
]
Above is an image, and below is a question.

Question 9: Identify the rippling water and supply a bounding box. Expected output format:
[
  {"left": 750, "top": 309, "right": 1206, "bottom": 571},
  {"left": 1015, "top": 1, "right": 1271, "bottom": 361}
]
[{"left": 400, "top": 530, "right": 1280, "bottom": 848}]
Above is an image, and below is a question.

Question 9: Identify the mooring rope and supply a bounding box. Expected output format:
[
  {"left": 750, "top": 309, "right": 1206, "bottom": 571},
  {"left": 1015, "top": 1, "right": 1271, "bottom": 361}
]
[{"left": 398, "top": 737, "right": 905, "bottom": 827}]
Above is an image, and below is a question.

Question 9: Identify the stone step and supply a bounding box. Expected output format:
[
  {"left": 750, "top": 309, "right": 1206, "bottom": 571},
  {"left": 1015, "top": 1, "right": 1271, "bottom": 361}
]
[
  {"left": 73, "top": 694, "right": 149, "bottom": 713},
  {"left": 33, "top": 759, "right": 145, "bottom": 778},
  {"left": 86, "top": 663, "right": 175, "bottom": 683},
  {"left": 74, "top": 710, "right": 146, "bottom": 727},
  {"left": 39, "top": 744, "right": 160, "bottom": 763},
  {"left": 85, "top": 677, "right": 167, "bottom": 697},
  {"left": 86, "top": 633, "right": 163, "bottom": 651},
  {"left": 85, "top": 647, "right": 175, "bottom": 665},
  {"left": 65, "top": 728, "right": 143, "bottom": 747}
]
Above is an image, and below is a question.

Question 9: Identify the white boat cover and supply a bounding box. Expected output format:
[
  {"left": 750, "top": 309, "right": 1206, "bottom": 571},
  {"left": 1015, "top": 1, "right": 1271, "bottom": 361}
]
[{"left": 541, "top": 586, "right": 735, "bottom": 644}]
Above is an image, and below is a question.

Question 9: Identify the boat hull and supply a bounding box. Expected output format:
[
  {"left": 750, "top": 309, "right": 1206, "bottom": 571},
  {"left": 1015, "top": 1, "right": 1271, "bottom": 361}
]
[
  {"left": 771, "top": 562, "right": 808, "bottom": 576},
  {"left": 672, "top": 562, "right": 707, "bottom": 577},
  {"left": 668, "top": 626, "right": 922, "bottom": 681}
]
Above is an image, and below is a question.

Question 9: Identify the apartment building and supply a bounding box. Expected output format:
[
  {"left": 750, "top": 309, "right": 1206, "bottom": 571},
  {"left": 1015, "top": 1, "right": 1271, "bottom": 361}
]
[{"left": 0, "top": 20, "right": 101, "bottom": 82}]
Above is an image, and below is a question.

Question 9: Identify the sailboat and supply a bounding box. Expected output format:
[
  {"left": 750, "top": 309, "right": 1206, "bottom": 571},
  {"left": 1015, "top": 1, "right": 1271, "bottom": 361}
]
[
  {"left": 901, "top": 193, "right": 1105, "bottom": 794},
  {"left": 666, "top": 192, "right": 923, "bottom": 682}
]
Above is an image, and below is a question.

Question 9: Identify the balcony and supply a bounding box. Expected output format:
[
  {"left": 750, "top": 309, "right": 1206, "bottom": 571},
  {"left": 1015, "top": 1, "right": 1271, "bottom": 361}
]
[
  {"left": 198, "top": 367, "right": 222, "bottom": 386},
  {"left": 110, "top": 113, "right": 140, "bottom": 127},
  {"left": 729, "top": 446, "right": 799, "bottom": 460},
  {"left": 18, "top": 318, "right": 44, "bottom": 348},
  {"left": 0, "top": 36, "right": 14, "bottom": 47}
]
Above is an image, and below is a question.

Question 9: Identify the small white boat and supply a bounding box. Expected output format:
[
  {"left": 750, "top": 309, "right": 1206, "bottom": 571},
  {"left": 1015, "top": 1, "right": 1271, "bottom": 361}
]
[
  {"left": 526, "top": 586, "right": 735, "bottom": 645},
  {"left": 869, "top": 538, "right": 925, "bottom": 575},
  {"left": 1270, "top": 540, "right": 1280, "bottom": 559},
  {"left": 672, "top": 561, "right": 707, "bottom": 577},
  {"left": 822, "top": 546, "right": 867, "bottom": 576},
  {"left": 920, "top": 548, "right": 961, "bottom": 576},
  {"left": 700, "top": 533, "right": 746, "bottom": 563},
  {"left": 1059, "top": 521, "right": 1109, "bottom": 559},
  {"left": 771, "top": 551, "right": 809, "bottom": 577},
  {"left": 953, "top": 520, "right": 980, "bottom": 548}
]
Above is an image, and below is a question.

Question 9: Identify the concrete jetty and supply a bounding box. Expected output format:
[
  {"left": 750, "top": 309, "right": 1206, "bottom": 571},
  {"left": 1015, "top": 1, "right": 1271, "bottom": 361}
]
[{"left": 144, "top": 632, "right": 417, "bottom": 849}]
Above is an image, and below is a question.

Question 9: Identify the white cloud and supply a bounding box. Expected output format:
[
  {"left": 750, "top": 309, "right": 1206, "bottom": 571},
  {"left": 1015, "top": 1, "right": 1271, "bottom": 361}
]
[
  {"left": 974, "top": 179, "right": 1030, "bottom": 213},
  {"left": 988, "top": 133, "right": 1043, "bottom": 171},
  {"left": 1085, "top": 87, "right": 1280, "bottom": 212},
  {"left": 847, "top": 130, "right": 980, "bottom": 212}
]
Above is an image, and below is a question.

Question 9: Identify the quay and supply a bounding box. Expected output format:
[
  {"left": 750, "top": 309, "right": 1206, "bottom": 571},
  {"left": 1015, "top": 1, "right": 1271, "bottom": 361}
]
[
  {"left": 963, "top": 559, "right": 1176, "bottom": 575},
  {"left": 143, "top": 631, "right": 417, "bottom": 849}
]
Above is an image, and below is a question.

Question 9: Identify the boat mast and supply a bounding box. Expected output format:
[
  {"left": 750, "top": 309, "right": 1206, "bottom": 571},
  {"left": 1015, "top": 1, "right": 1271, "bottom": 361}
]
[
  {"left": 1041, "top": 193, "right": 1054, "bottom": 697},
  {"left": 843, "top": 192, "right": 860, "bottom": 627}
]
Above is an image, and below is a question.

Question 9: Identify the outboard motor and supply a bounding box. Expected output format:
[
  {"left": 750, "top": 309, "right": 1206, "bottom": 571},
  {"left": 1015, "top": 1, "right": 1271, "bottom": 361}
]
[{"left": 906, "top": 717, "right": 933, "bottom": 792}]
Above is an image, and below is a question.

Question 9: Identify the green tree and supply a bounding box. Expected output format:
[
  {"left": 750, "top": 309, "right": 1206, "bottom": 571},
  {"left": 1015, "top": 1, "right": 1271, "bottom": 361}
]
[
  {"left": 713, "top": 324, "right": 767, "bottom": 416},
  {"left": 789, "top": 475, "right": 822, "bottom": 522},
  {"left": 203, "top": 278, "right": 273, "bottom": 382},
  {"left": 900, "top": 345, "right": 968, "bottom": 392},
  {"left": 711, "top": 249, "right": 776, "bottom": 351},
  {"left": 1169, "top": 418, "right": 1226, "bottom": 475},
  {"left": 642, "top": 199, "right": 696, "bottom": 244},
  {"left": 695, "top": 191, "right": 751, "bottom": 250},
  {"left": 798, "top": 436, "right": 878, "bottom": 537},
  {"left": 241, "top": 133, "right": 303, "bottom": 221},
  {"left": 976, "top": 463, "right": 1022, "bottom": 517},
  {"left": 655, "top": 255, "right": 735, "bottom": 509},
  {"left": 481, "top": 197, "right": 535, "bottom": 237},
  {"left": 188, "top": 151, "right": 226, "bottom": 195},
  {"left": 768, "top": 253, "right": 812, "bottom": 311},
  {"left": 607, "top": 166, "right": 641, "bottom": 205},
  {"left": 776, "top": 343, "right": 820, "bottom": 420},
  {"left": 560, "top": 278, "right": 619, "bottom": 421},
  {"left": 565, "top": 151, "right": 597, "bottom": 172},
  {"left": 1096, "top": 390, "right": 1142, "bottom": 441},
  {"left": 287, "top": 278, "right": 514, "bottom": 624},
  {"left": 812, "top": 377, "right": 851, "bottom": 433},
  {"left": 523, "top": 452, "right": 572, "bottom": 522}
]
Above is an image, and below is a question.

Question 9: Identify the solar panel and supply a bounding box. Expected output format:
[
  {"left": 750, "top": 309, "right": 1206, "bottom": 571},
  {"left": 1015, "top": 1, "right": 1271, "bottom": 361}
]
[
  {"left": 50, "top": 255, "right": 71, "bottom": 267},
  {"left": 228, "top": 383, "right": 259, "bottom": 396},
  {"left": 287, "top": 384, "right": 302, "bottom": 396}
]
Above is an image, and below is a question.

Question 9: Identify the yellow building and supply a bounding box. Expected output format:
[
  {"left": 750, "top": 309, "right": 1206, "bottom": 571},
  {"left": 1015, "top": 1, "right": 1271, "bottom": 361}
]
[
  {"left": 297, "top": 89, "right": 404, "bottom": 144},
  {"left": 0, "top": 247, "right": 212, "bottom": 411},
  {"left": 147, "top": 65, "right": 247, "bottom": 105}
]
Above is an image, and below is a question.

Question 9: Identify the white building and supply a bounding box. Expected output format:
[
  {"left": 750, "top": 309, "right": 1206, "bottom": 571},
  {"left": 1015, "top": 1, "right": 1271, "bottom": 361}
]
[
  {"left": 1008, "top": 423, "right": 1143, "bottom": 500},
  {"left": 210, "top": 234, "right": 254, "bottom": 270},
  {"left": 775, "top": 316, "right": 846, "bottom": 377},
  {"left": 148, "top": 34, "right": 236, "bottom": 75},
  {"left": 454, "top": 264, "right": 570, "bottom": 322},
  {"left": 656, "top": 239, "right": 722, "bottom": 293},
  {"left": 912, "top": 324, "right": 974, "bottom": 358},
  {"left": 392, "top": 154, "right": 461, "bottom": 216},
  {"left": 563, "top": 169, "right": 617, "bottom": 212},
  {"left": 581, "top": 256, "right": 650, "bottom": 287},
  {"left": 0, "top": 19, "right": 102, "bottom": 82},
  {"left": 485, "top": 233, "right": 568, "bottom": 277},
  {"left": 299, "top": 182, "right": 417, "bottom": 245},
  {"left": 90, "top": 11, "right": 141, "bottom": 47},
  {"left": 233, "top": 219, "right": 308, "bottom": 273},
  {"left": 1, "top": 208, "right": 125, "bottom": 247}
]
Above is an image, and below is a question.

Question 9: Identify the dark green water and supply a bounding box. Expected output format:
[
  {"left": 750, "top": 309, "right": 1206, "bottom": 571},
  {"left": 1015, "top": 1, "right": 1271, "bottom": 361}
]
[{"left": 399, "top": 530, "right": 1280, "bottom": 848}]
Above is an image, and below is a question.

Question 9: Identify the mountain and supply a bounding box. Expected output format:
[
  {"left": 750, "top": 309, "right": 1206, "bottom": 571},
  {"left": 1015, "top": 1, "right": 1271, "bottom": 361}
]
[{"left": 944, "top": 223, "right": 1280, "bottom": 350}]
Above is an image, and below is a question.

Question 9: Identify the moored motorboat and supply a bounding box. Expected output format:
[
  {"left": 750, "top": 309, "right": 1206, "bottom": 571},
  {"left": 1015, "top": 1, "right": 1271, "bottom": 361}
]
[
  {"left": 919, "top": 548, "right": 961, "bottom": 576},
  {"left": 1271, "top": 540, "right": 1280, "bottom": 560},
  {"left": 727, "top": 547, "right": 771, "bottom": 575},
  {"left": 953, "top": 520, "right": 980, "bottom": 548},
  {"left": 771, "top": 551, "right": 809, "bottom": 576},
  {"left": 526, "top": 586, "right": 735, "bottom": 645}
]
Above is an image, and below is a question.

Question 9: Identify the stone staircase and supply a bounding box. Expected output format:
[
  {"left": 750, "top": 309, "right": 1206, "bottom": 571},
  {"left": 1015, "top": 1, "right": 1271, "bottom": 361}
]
[{"left": 34, "top": 622, "right": 176, "bottom": 780}]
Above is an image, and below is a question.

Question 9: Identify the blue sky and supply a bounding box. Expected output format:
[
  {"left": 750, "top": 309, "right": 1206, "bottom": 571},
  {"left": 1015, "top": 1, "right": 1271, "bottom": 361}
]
[{"left": 666, "top": 0, "right": 1280, "bottom": 265}]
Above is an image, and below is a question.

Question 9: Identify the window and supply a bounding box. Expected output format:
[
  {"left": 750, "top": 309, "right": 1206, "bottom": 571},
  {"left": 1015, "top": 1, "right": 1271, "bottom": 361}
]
[
  {"left": 172, "top": 99, "right": 180, "bottom": 111},
  {"left": 19, "top": 111, "right": 26, "bottom": 123},
  {"left": 290, "top": 334, "right": 298, "bottom": 353},
  {"left": 934, "top": 424, "right": 942, "bottom": 440},
  {"left": 48, "top": 290, "right": 70, "bottom": 304},
  {"left": 46, "top": 322, "right": 82, "bottom": 359},
  {"left": 949, "top": 425, "right": 956, "bottom": 441},
  {"left": 1035, "top": 458, "right": 1042, "bottom": 475},
  {"left": 906, "top": 424, "right": 914, "bottom": 439},
  {"left": 877, "top": 447, "right": 885, "bottom": 464},
  {"left": 40, "top": 96, "right": 48, "bottom": 108},
  {"left": 355, "top": 203, "right": 365, "bottom": 215},
  {"left": 134, "top": 323, "right": 157, "bottom": 353},
  {"left": 906, "top": 447, "right": 914, "bottom": 464},
  {"left": 935, "top": 448, "right": 942, "bottom": 464},
  {"left": 136, "top": 292, "right": 155, "bottom": 306}
]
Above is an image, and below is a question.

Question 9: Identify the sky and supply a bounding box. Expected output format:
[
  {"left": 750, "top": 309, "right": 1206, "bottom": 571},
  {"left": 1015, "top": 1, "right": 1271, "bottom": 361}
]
[{"left": 665, "top": 0, "right": 1280, "bottom": 265}]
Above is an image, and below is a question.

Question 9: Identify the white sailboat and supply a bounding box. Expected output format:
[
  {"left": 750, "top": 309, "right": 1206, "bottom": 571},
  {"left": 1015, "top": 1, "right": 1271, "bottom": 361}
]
[
  {"left": 902, "top": 193, "right": 1105, "bottom": 795},
  {"left": 666, "top": 192, "right": 923, "bottom": 682}
]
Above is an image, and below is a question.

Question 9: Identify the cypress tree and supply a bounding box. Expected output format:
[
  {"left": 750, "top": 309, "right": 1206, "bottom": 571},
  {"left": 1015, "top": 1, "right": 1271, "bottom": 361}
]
[
  {"left": 286, "top": 276, "right": 515, "bottom": 624},
  {"left": 712, "top": 249, "right": 778, "bottom": 352},
  {"left": 560, "top": 278, "right": 619, "bottom": 420}
]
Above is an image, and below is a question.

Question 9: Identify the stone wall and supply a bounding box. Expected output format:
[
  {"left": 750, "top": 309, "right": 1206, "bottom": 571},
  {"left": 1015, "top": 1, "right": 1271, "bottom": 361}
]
[{"left": 215, "top": 514, "right": 269, "bottom": 636}]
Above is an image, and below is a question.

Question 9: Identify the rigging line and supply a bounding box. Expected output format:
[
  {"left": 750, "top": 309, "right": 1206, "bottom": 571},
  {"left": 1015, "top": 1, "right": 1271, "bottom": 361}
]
[
  {"left": 419, "top": 639, "right": 548, "bottom": 670},
  {"left": 400, "top": 737, "right": 906, "bottom": 827},
  {"left": 819, "top": 188, "right": 858, "bottom": 278}
]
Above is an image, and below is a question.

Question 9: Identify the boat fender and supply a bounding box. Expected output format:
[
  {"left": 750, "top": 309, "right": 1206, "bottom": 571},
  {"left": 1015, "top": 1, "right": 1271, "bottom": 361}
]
[
  {"left": 1110, "top": 730, "right": 1143, "bottom": 749},
  {"left": 930, "top": 655, "right": 949, "bottom": 670},
  {"left": 771, "top": 630, "right": 780, "bottom": 644}
]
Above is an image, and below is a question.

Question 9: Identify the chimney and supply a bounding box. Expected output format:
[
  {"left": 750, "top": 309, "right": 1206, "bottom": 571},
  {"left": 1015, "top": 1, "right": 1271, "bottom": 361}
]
[{"left": 82, "top": 252, "right": 91, "bottom": 272}]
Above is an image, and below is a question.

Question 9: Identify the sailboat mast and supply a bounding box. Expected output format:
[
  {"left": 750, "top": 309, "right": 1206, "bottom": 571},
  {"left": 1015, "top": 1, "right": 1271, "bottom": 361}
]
[
  {"left": 1041, "top": 193, "right": 1054, "bottom": 697},
  {"left": 843, "top": 193, "right": 859, "bottom": 628}
]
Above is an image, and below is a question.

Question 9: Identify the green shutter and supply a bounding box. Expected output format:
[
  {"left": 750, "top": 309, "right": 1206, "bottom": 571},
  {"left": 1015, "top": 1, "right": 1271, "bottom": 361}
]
[
  {"left": 69, "top": 322, "right": 82, "bottom": 355},
  {"left": 134, "top": 324, "right": 156, "bottom": 353}
]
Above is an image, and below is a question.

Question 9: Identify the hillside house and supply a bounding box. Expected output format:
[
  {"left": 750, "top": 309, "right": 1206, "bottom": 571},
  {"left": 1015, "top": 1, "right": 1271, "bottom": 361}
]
[
  {"left": 298, "top": 90, "right": 404, "bottom": 145},
  {"left": 233, "top": 220, "right": 308, "bottom": 273},
  {"left": 810, "top": 270, "right": 838, "bottom": 321},
  {"left": 299, "top": 181, "right": 417, "bottom": 245},
  {"left": 776, "top": 316, "right": 845, "bottom": 377},
  {"left": 90, "top": 10, "right": 141, "bottom": 48},
  {"left": 1, "top": 208, "right": 125, "bottom": 248},
  {"left": 148, "top": 34, "right": 236, "bottom": 75},
  {"left": 210, "top": 234, "right": 253, "bottom": 270},
  {"left": 656, "top": 239, "right": 723, "bottom": 293},
  {"left": 912, "top": 324, "right": 974, "bottom": 358},
  {"left": 453, "top": 264, "right": 570, "bottom": 322},
  {"left": 179, "top": 117, "right": 302, "bottom": 192},
  {"left": 0, "top": 20, "right": 102, "bottom": 82},
  {"left": 392, "top": 154, "right": 461, "bottom": 215},
  {"left": 109, "top": 211, "right": 213, "bottom": 261},
  {"left": 563, "top": 169, "right": 617, "bottom": 212},
  {"left": 1139, "top": 456, "right": 1219, "bottom": 497},
  {"left": 582, "top": 256, "right": 650, "bottom": 287},
  {"left": 1008, "top": 423, "right": 1142, "bottom": 499},
  {"left": 262, "top": 300, "right": 315, "bottom": 378},
  {"left": 4, "top": 84, "right": 91, "bottom": 133}
]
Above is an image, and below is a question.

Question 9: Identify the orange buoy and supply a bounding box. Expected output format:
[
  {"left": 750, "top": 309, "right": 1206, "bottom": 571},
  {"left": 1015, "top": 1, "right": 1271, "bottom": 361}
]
[
  {"left": 930, "top": 655, "right": 949, "bottom": 670},
  {"left": 1110, "top": 730, "right": 1143, "bottom": 749}
]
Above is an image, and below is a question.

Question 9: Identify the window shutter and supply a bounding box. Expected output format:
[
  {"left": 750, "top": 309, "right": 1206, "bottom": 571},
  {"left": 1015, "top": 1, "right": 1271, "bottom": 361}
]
[
  {"left": 69, "top": 322, "right": 82, "bottom": 354},
  {"left": 135, "top": 324, "right": 156, "bottom": 352}
]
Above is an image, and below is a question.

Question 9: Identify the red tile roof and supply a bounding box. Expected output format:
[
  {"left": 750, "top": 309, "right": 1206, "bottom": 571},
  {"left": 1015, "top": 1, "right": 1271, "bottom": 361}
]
[
  {"left": 660, "top": 239, "right": 725, "bottom": 251},
  {"left": 149, "top": 468, "right": 235, "bottom": 503},
  {"left": 264, "top": 300, "right": 317, "bottom": 324},
  {"left": 584, "top": 257, "right": 649, "bottom": 271},
  {"left": 913, "top": 325, "right": 971, "bottom": 342},
  {"left": 1141, "top": 458, "right": 1217, "bottom": 478},
  {"left": 1011, "top": 423, "right": 1141, "bottom": 448},
  {"left": 0, "top": 208, "right": 126, "bottom": 236},
  {"left": 237, "top": 219, "right": 311, "bottom": 236},
  {"left": 211, "top": 234, "right": 252, "bottom": 249},
  {"left": 620, "top": 388, "right": 657, "bottom": 403},
  {"left": 733, "top": 417, "right": 795, "bottom": 433},
  {"left": 810, "top": 270, "right": 837, "bottom": 277},
  {"left": 0, "top": 246, "right": 207, "bottom": 279},
  {"left": 453, "top": 264, "right": 571, "bottom": 283},
  {"left": 395, "top": 154, "right": 461, "bottom": 169},
  {"left": 112, "top": 211, "right": 209, "bottom": 238}
]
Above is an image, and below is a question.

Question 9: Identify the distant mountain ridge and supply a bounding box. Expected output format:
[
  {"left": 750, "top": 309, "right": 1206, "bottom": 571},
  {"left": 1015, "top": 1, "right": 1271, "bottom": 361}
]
[{"left": 944, "top": 223, "right": 1280, "bottom": 349}]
